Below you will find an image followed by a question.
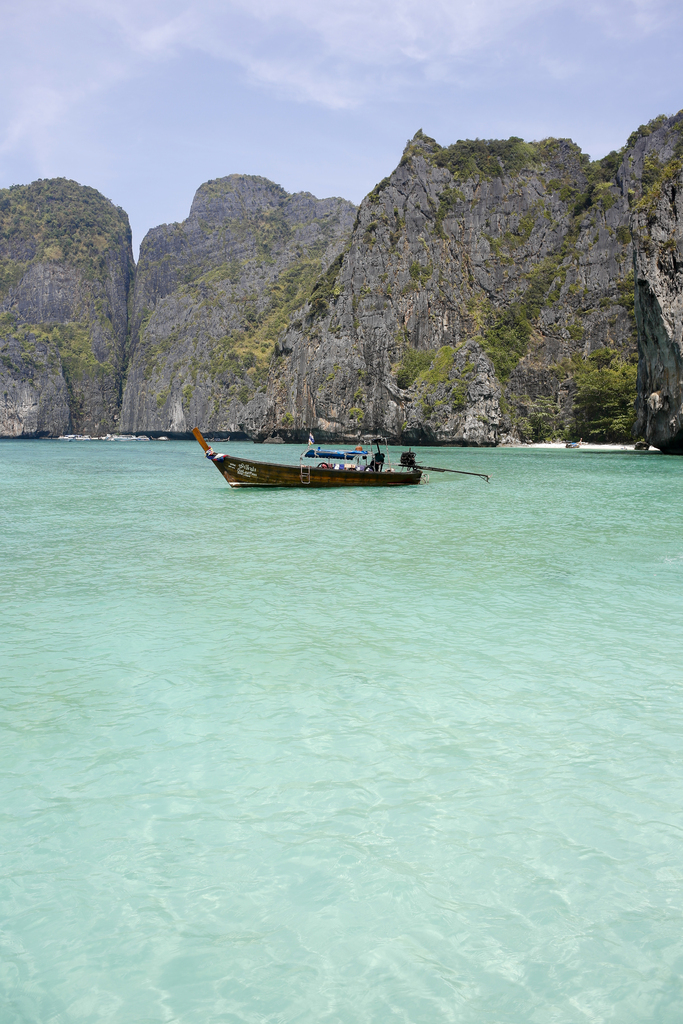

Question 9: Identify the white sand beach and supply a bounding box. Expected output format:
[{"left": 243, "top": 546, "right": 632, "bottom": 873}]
[{"left": 511, "top": 441, "right": 660, "bottom": 452}]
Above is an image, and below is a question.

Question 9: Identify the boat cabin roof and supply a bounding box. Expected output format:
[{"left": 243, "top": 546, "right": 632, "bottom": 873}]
[{"left": 303, "top": 447, "right": 369, "bottom": 459}]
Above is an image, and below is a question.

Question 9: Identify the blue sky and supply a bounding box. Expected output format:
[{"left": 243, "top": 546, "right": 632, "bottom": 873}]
[{"left": 2, "top": 0, "right": 682, "bottom": 254}]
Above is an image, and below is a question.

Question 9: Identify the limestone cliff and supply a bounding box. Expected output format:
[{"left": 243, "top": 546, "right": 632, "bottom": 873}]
[
  {"left": 0, "top": 179, "right": 134, "bottom": 436},
  {"left": 4, "top": 112, "right": 683, "bottom": 447},
  {"left": 258, "top": 132, "right": 644, "bottom": 444},
  {"left": 120, "top": 176, "right": 356, "bottom": 435},
  {"left": 631, "top": 117, "right": 683, "bottom": 453}
]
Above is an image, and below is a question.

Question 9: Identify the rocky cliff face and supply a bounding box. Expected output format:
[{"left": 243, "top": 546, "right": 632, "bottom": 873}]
[
  {"left": 4, "top": 114, "right": 683, "bottom": 448},
  {"left": 120, "top": 176, "right": 356, "bottom": 435},
  {"left": 0, "top": 179, "right": 134, "bottom": 436},
  {"left": 631, "top": 117, "right": 683, "bottom": 453},
  {"left": 257, "top": 132, "right": 644, "bottom": 444}
]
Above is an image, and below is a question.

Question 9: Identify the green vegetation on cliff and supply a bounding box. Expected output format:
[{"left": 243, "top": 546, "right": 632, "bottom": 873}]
[
  {"left": 308, "top": 250, "right": 345, "bottom": 318},
  {"left": 206, "top": 254, "right": 326, "bottom": 383},
  {"left": 480, "top": 253, "right": 572, "bottom": 382},
  {"left": 396, "top": 349, "right": 433, "bottom": 388},
  {"left": 554, "top": 349, "right": 639, "bottom": 442},
  {"left": 0, "top": 313, "right": 111, "bottom": 386},
  {"left": 386, "top": 120, "right": 649, "bottom": 442},
  {"left": 0, "top": 178, "right": 134, "bottom": 434},
  {"left": 140, "top": 243, "right": 344, "bottom": 398},
  {"left": 431, "top": 136, "right": 542, "bottom": 181},
  {"left": 129, "top": 181, "right": 357, "bottom": 426},
  {"left": 0, "top": 178, "right": 131, "bottom": 298},
  {"left": 633, "top": 124, "right": 683, "bottom": 217}
]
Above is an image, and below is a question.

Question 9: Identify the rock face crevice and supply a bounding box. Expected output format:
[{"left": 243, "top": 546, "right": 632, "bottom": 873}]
[{"left": 632, "top": 159, "right": 683, "bottom": 452}]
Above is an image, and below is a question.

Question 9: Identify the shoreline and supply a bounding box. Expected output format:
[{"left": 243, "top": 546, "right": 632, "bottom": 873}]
[
  {"left": 505, "top": 441, "right": 660, "bottom": 452},
  {"left": 0, "top": 436, "right": 662, "bottom": 452}
]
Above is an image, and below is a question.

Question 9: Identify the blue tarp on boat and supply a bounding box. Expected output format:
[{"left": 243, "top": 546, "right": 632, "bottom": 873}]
[{"left": 303, "top": 448, "right": 369, "bottom": 459}]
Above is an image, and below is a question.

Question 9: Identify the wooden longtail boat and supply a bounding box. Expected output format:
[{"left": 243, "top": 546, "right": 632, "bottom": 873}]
[{"left": 192, "top": 428, "right": 423, "bottom": 487}]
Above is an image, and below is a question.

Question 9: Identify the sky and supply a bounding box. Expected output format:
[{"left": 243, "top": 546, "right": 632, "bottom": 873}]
[{"left": 2, "top": 0, "right": 682, "bottom": 255}]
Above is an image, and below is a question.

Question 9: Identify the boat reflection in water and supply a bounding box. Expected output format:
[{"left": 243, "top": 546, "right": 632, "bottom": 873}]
[{"left": 192, "top": 428, "right": 424, "bottom": 487}]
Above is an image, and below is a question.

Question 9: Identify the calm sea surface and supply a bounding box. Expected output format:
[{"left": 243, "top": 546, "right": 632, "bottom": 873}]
[{"left": 2, "top": 439, "right": 683, "bottom": 1023}]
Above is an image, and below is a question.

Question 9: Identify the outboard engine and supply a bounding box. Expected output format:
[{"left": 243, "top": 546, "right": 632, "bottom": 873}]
[{"left": 400, "top": 450, "right": 417, "bottom": 469}]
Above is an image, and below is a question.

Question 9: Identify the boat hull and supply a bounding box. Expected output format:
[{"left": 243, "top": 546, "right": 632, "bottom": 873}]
[{"left": 212, "top": 453, "right": 422, "bottom": 487}]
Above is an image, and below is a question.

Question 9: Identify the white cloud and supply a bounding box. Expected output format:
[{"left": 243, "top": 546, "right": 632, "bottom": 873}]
[
  {"left": 181, "top": 0, "right": 558, "bottom": 102},
  {"left": 581, "top": 0, "right": 674, "bottom": 37},
  {"left": 1, "top": 0, "right": 681, "bottom": 158}
]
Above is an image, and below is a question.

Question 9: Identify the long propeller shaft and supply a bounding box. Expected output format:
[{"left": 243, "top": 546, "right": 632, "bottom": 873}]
[{"left": 417, "top": 465, "right": 490, "bottom": 482}]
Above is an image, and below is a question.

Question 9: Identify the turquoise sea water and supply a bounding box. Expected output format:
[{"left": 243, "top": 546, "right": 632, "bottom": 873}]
[{"left": 2, "top": 439, "right": 683, "bottom": 1023}]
